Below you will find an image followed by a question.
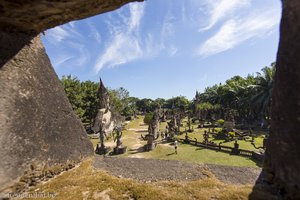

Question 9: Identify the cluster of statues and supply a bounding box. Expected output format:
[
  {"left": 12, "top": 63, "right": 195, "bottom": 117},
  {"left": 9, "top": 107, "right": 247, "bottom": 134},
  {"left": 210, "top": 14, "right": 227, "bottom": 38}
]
[{"left": 95, "top": 124, "right": 127, "bottom": 155}]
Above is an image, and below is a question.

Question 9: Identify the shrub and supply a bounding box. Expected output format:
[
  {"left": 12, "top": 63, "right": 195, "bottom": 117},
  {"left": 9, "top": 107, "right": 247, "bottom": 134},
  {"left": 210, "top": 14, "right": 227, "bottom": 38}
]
[
  {"left": 217, "top": 119, "right": 225, "bottom": 126},
  {"left": 214, "top": 128, "right": 223, "bottom": 133},
  {"left": 228, "top": 131, "right": 235, "bottom": 138},
  {"left": 214, "top": 131, "right": 227, "bottom": 140},
  {"left": 144, "top": 112, "right": 154, "bottom": 125}
]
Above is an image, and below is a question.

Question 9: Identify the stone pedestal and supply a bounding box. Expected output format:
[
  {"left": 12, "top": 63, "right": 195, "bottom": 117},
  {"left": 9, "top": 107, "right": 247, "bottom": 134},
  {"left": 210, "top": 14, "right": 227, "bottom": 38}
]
[
  {"left": 113, "top": 146, "right": 127, "bottom": 154},
  {"left": 95, "top": 144, "right": 110, "bottom": 155},
  {"left": 144, "top": 143, "right": 155, "bottom": 151}
]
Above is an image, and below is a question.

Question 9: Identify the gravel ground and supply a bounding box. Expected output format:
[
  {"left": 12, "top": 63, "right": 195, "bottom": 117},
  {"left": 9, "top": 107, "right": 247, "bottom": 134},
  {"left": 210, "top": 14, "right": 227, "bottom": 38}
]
[
  {"left": 93, "top": 156, "right": 261, "bottom": 185},
  {"left": 205, "top": 164, "right": 261, "bottom": 185}
]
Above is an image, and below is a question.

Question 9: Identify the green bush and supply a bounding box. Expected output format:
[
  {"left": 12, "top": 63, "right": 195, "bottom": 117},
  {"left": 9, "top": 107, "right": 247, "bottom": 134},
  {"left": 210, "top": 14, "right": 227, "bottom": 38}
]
[
  {"left": 228, "top": 131, "right": 235, "bottom": 138},
  {"left": 214, "top": 128, "right": 223, "bottom": 133},
  {"left": 217, "top": 119, "right": 225, "bottom": 126},
  {"left": 144, "top": 112, "right": 154, "bottom": 125},
  {"left": 214, "top": 130, "right": 227, "bottom": 139}
]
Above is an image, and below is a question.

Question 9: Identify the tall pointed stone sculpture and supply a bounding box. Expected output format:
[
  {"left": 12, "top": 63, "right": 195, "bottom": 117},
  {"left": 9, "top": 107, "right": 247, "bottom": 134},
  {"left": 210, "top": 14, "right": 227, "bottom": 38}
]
[
  {"left": 0, "top": 34, "right": 94, "bottom": 191},
  {"left": 92, "top": 79, "right": 115, "bottom": 135}
]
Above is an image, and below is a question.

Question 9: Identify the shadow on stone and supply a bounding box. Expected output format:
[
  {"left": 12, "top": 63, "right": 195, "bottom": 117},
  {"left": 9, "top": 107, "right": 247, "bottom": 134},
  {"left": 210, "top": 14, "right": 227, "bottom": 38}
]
[{"left": 0, "top": 32, "right": 35, "bottom": 68}]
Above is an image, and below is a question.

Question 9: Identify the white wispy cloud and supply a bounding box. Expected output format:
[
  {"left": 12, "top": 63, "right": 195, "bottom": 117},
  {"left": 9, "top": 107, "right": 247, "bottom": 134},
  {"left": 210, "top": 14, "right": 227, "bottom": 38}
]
[
  {"left": 69, "top": 21, "right": 76, "bottom": 28},
  {"left": 87, "top": 22, "right": 101, "bottom": 44},
  {"left": 68, "top": 42, "right": 91, "bottom": 66},
  {"left": 94, "top": 33, "right": 142, "bottom": 70},
  {"left": 94, "top": 3, "right": 145, "bottom": 72},
  {"left": 159, "top": 11, "right": 179, "bottom": 57},
  {"left": 199, "top": 0, "right": 251, "bottom": 31},
  {"left": 168, "top": 46, "right": 178, "bottom": 56},
  {"left": 161, "top": 11, "right": 175, "bottom": 40},
  {"left": 46, "top": 24, "right": 82, "bottom": 44},
  {"left": 197, "top": 10, "right": 280, "bottom": 57},
  {"left": 46, "top": 23, "right": 91, "bottom": 68},
  {"left": 53, "top": 54, "right": 74, "bottom": 68},
  {"left": 129, "top": 3, "right": 144, "bottom": 30},
  {"left": 47, "top": 26, "right": 71, "bottom": 43}
]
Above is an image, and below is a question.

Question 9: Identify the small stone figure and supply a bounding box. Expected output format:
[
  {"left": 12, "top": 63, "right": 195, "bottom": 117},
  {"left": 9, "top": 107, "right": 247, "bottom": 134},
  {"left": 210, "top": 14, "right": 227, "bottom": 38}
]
[
  {"left": 99, "top": 129, "right": 106, "bottom": 148},
  {"left": 203, "top": 130, "right": 209, "bottom": 144},
  {"left": 142, "top": 123, "right": 159, "bottom": 151},
  {"left": 112, "top": 126, "right": 127, "bottom": 154},
  {"left": 218, "top": 142, "right": 223, "bottom": 150},
  {"left": 187, "top": 114, "right": 194, "bottom": 132},
  {"left": 95, "top": 125, "right": 110, "bottom": 155},
  {"left": 167, "top": 116, "right": 177, "bottom": 140},
  {"left": 251, "top": 135, "right": 255, "bottom": 143},
  {"left": 184, "top": 132, "right": 190, "bottom": 144},
  {"left": 232, "top": 140, "right": 240, "bottom": 155},
  {"left": 161, "top": 132, "right": 165, "bottom": 140}
]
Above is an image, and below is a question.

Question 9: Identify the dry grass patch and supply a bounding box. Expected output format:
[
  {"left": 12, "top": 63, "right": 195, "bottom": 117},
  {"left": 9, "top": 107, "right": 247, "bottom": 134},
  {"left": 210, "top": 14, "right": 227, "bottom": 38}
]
[{"left": 22, "top": 159, "right": 256, "bottom": 200}]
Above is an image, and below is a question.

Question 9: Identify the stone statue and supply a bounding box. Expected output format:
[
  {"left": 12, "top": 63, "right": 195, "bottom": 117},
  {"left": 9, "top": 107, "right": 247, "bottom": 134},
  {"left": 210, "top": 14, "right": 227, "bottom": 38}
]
[
  {"left": 113, "top": 126, "right": 127, "bottom": 154},
  {"left": 92, "top": 79, "right": 115, "bottom": 136},
  {"left": 187, "top": 114, "right": 193, "bottom": 132},
  {"left": 99, "top": 129, "right": 106, "bottom": 149},
  {"left": 184, "top": 132, "right": 190, "bottom": 144},
  {"left": 203, "top": 130, "right": 209, "bottom": 144},
  {"left": 95, "top": 124, "right": 110, "bottom": 155},
  {"left": 113, "top": 126, "right": 123, "bottom": 148},
  {"left": 141, "top": 123, "right": 159, "bottom": 151},
  {"left": 232, "top": 140, "right": 240, "bottom": 155}
]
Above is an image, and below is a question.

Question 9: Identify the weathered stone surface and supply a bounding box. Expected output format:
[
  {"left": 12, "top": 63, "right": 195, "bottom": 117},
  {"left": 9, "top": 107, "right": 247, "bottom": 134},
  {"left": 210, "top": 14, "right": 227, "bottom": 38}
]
[
  {"left": 0, "top": 0, "right": 143, "bottom": 33},
  {"left": 0, "top": 0, "right": 300, "bottom": 198},
  {"left": 250, "top": 0, "right": 300, "bottom": 199},
  {"left": 0, "top": 32, "right": 93, "bottom": 191}
]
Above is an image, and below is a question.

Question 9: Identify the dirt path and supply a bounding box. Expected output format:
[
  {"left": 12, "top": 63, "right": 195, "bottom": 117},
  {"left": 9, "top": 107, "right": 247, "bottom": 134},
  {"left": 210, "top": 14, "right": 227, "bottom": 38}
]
[
  {"left": 93, "top": 156, "right": 261, "bottom": 185},
  {"left": 125, "top": 127, "right": 148, "bottom": 158}
]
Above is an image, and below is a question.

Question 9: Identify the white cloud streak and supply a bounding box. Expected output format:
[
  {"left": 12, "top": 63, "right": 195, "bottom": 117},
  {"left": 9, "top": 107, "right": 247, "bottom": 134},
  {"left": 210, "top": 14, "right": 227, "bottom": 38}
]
[
  {"left": 199, "top": 0, "right": 251, "bottom": 31},
  {"left": 53, "top": 55, "right": 74, "bottom": 68},
  {"left": 198, "top": 10, "right": 280, "bottom": 57},
  {"left": 47, "top": 26, "right": 71, "bottom": 43},
  {"left": 46, "top": 24, "right": 82, "bottom": 44},
  {"left": 68, "top": 42, "right": 91, "bottom": 66},
  {"left": 94, "top": 3, "right": 145, "bottom": 72},
  {"left": 87, "top": 22, "right": 102, "bottom": 44},
  {"left": 46, "top": 24, "right": 91, "bottom": 68}
]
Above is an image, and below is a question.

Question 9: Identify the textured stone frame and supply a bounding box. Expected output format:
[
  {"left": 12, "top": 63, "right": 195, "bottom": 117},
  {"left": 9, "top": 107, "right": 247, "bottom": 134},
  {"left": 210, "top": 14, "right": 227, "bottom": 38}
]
[{"left": 0, "top": 0, "right": 299, "bottom": 198}]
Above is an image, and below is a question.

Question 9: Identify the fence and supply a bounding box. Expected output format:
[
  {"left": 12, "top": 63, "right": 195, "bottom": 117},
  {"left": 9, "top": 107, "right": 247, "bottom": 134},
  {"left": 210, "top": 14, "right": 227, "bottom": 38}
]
[{"left": 177, "top": 138, "right": 264, "bottom": 162}]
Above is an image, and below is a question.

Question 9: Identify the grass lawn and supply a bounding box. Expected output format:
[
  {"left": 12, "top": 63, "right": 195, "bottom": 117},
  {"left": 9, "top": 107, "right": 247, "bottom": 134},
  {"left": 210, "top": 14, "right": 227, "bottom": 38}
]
[{"left": 138, "top": 143, "right": 261, "bottom": 167}]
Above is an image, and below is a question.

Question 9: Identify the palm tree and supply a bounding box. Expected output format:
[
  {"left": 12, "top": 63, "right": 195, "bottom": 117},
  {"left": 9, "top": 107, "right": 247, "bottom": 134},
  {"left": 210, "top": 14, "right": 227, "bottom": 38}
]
[{"left": 250, "top": 63, "right": 276, "bottom": 123}]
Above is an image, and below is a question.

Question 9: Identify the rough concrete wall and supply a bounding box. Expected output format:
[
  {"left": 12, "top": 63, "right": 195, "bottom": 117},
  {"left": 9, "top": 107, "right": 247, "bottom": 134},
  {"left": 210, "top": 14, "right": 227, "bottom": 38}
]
[
  {"left": 0, "top": 32, "right": 93, "bottom": 191},
  {"left": 0, "top": 0, "right": 300, "bottom": 198},
  {"left": 250, "top": 0, "right": 300, "bottom": 199},
  {"left": 265, "top": 0, "right": 300, "bottom": 198},
  {"left": 0, "top": 0, "right": 143, "bottom": 33}
]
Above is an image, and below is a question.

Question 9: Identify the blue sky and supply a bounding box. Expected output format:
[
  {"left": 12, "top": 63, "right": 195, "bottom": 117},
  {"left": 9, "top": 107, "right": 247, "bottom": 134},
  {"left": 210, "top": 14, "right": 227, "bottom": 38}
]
[{"left": 42, "top": 0, "right": 281, "bottom": 100}]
